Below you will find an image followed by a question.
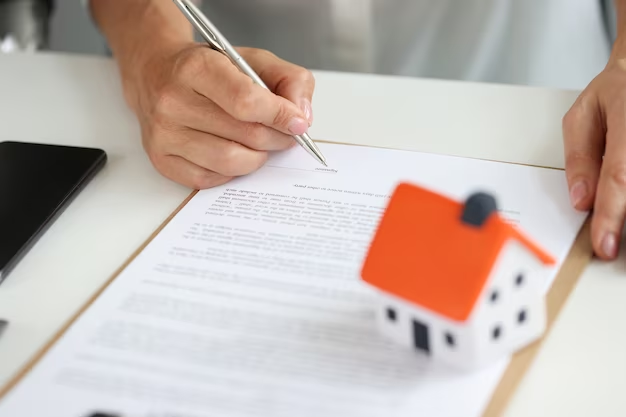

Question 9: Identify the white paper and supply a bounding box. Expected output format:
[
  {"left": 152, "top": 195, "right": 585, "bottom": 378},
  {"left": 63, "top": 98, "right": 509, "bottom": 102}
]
[{"left": 0, "top": 143, "right": 586, "bottom": 417}]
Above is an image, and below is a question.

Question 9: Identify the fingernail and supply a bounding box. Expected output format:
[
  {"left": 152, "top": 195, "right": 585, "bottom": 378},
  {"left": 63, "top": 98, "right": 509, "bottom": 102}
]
[
  {"left": 288, "top": 117, "right": 308, "bottom": 135},
  {"left": 300, "top": 99, "right": 313, "bottom": 125},
  {"left": 602, "top": 232, "right": 618, "bottom": 259},
  {"left": 569, "top": 181, "right": 588, "bottom": 208}
]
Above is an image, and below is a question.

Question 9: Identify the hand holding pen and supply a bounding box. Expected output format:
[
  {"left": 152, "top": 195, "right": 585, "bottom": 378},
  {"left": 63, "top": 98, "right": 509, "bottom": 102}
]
[
  {"left": 173, "top": 0, "right": 327, "bottom": 166},
  {"left": 92, "top": 0, "right": 322, "bottom": 190}
]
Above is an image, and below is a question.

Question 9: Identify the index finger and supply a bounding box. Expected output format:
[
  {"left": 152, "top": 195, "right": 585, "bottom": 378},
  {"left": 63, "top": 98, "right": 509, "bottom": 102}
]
[
  {"left": 562, "top": 93, "right": 605, "bottom": 211},
  {"left": 184, "top": 48, "right": 310, "bottom": 136},
  {"left": 241, "top": 48, "right": 316, "bottom": 124},
  {"left": 590, "top": 108, "right": 626, "bottom": 260}
]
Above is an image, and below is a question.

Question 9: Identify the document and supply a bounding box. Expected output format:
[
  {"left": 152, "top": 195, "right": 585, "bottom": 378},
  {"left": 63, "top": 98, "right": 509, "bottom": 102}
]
[{"left": 0, "top": 143, "right": 587, "bottom": 417}]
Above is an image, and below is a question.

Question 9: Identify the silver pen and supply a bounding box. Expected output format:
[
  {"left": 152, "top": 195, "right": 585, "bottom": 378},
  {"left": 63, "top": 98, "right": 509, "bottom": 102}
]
[{"left": 173, "top": 0, "right": 328, "bottom": 167}]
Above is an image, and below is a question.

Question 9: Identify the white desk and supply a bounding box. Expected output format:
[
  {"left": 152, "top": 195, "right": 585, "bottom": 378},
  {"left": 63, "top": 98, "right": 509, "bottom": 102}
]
[{"left": 1, "top": 52, "right": 625, "bottom": 417}]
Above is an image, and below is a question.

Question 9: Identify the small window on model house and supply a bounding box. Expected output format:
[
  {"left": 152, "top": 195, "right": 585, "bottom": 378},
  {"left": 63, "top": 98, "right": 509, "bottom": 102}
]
[
  {"left": 492, "top": 325, "right": 502, "bottom": 340},
  {"left": 386, "top": 307, "right": 397, "bottom": 322},
  {"left": 445, "top": 332, "right": 456, "bottom": 347}
]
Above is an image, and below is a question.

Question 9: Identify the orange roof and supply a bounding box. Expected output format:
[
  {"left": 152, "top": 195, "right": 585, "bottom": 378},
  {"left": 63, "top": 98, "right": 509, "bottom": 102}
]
[{"left": 361, "top": 182, "right": 555, "bottom": 322}]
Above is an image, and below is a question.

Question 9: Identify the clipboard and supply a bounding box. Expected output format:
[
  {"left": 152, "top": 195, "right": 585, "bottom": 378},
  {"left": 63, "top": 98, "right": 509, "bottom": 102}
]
[{"left": 0, "top": 156, "right": 594, "bottom": 416}]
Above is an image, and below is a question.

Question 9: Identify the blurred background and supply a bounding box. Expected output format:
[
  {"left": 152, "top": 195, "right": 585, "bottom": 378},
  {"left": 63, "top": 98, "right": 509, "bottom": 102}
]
[
  {"left": 0, "top": 0, "right": 105, "bottom": 54},
  {"left": 0, "top": 0, "right": 619, "bottom": 91}
]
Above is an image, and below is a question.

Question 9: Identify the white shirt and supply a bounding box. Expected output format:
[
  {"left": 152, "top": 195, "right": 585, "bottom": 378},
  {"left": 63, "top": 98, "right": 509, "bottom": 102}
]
[{"left": 87, "top": 0, "right": 613, "bottom": 90}]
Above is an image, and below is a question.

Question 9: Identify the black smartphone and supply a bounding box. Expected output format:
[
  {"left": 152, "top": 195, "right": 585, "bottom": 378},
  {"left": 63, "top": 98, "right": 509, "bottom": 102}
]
[{"left": 0, "top": 141, "right": 107, "bottom": 284}]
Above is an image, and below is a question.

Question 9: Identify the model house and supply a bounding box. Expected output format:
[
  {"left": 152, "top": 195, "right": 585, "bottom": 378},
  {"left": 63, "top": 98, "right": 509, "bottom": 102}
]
[{"left": 361, "top": 182, "right": 556, "bottom": 371}]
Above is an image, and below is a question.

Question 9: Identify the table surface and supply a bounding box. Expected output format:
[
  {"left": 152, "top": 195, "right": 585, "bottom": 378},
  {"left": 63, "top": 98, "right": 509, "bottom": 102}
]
[{"left": 1, "top": 51, "right": 626, "bottom": 417}]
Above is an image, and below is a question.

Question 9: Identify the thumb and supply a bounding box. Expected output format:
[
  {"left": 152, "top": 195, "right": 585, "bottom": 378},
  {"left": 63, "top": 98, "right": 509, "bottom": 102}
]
[
  {"left": 240, "top": 47, "right": 316, "bottom": 125},
  {"left": 562, "top": 93, "right": 604, "bottom": 211}
]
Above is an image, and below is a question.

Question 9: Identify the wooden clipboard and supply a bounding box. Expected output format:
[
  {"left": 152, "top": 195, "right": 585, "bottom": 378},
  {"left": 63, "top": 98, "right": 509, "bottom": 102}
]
[{"left": 0, "top": 154, "right": 594, "bottom": 416}]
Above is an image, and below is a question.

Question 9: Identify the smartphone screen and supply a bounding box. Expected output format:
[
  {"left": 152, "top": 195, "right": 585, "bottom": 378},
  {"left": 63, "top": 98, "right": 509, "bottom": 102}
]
[{"left": 0, "top": 141, "right": 107, "bottom": 283}]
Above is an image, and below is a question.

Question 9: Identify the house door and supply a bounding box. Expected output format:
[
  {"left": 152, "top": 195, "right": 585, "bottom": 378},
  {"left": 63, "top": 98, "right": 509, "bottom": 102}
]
[{"left": 413, "top": 319, "right": 430, "bottom": 354}]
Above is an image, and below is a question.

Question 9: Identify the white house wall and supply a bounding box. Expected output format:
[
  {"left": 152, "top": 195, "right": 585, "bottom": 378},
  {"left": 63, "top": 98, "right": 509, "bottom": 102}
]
[
  {"left": 375, "top": 290, "right": 475, "bottom": 370},
  {"left": 471, "top": 239, "right": 547, "bottom": 368}
]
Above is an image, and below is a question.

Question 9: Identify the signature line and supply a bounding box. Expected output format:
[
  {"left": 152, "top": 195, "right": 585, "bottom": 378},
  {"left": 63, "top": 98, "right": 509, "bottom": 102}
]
[{"left": 266, "top": 165, "right": 337, "bottom": 173}]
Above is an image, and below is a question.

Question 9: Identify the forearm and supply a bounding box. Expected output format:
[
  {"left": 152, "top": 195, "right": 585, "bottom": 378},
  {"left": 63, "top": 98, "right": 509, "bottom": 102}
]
[{"left": 89, "top": 0, "right": 194, "bottom": 107}]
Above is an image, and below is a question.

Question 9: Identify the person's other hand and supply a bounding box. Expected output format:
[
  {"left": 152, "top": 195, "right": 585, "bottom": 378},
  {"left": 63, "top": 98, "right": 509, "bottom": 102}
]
[
  {"left": 563, "top": 56, "right": 626, "bottom": 260},
  {"left": 128, "top": 44, "right": 314, "bottom": 189}
]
